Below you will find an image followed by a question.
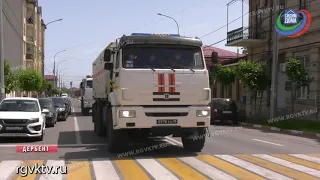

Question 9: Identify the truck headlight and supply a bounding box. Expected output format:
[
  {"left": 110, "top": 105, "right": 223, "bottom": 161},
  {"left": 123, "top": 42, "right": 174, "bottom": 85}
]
[
  {"left": 196, "top": 110, "right": 209, "bottom": 117},
  {"left": 119, "top": 110, "right": 136, "bottom": 118}
]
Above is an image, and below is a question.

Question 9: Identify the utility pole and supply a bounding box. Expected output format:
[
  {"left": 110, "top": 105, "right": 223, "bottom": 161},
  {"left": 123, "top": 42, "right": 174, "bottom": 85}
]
[
  {"left": 0, "top": 0, "right": 5, "bottom": 101},
  {"left": 270, "top": 0, "right": 279, "bottom": 118},
  {"left": 53, "top": 50, "right": 66, "bottom": 89}
]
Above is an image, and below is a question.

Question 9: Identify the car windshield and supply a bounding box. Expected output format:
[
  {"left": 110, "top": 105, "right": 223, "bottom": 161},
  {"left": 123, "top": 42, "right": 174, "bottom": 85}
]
[
  {"left": 39, "top": 99, "right": 52, "bottom": 109},
  {"left": 0, "top": 99, "right": 40, "bottom": 112},
  {"left": 51, "top": 98, "right": 65, "bottom": 106},
  {"left": 122, "top": 45, "right": 204, "bottom": 69}
]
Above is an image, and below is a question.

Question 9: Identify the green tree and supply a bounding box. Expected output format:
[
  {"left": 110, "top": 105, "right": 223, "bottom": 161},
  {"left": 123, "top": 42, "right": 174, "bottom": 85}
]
[
  {"left": 37, "top": 78, "right": 50, "bottom": 95},
  {"left": 215, "top": 64, "right": 235, "bottom": 96},
  {"left": 236, "top": 60, "right": 270, "bottom": 115},
  {"left": 285, "top": 58, "right": 312, "bottom": 113},
  {"left": 4, "top": 60, "right": 16, "bottom": 94},
  {"left": 17, "top": 69, "right": 42, "bottom": 93},
  {"left": 51, "top": 88, "right": 60, "bottom": 96},
  {"left": 242, "top": 47, "right": 248, "bottom": 55}
]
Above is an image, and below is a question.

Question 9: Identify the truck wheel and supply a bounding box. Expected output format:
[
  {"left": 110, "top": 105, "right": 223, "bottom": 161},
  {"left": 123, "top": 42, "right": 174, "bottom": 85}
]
[
  {"left": 94, "top": 104, "right": 106, "bottom": 136},
  {"left": 181, "top": 128, "right": 206, "bottom": 152},
  {"left": 82, "top": 108, "right": 89, "bottom": 116},
  {"left": 106, "top": 105, "right": 127, "bottom": 153}
]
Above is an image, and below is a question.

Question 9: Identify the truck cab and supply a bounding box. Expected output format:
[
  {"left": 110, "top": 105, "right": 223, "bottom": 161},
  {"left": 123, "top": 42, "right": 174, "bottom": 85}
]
[
  {"left": 92, "top": 33, "right": 218, "bottom": 152},
  {"left": 80, "top": 76, "right": 93, "bottom": 115}
]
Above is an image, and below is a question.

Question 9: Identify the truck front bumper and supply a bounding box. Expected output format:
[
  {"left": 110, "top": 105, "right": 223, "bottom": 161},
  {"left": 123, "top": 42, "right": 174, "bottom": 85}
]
[{"left": 113, "top": 106, "right": 210, "bottom": 129}]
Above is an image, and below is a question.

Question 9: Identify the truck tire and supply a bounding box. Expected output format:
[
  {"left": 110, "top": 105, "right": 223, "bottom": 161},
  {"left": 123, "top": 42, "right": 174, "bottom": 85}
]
[
  {"left": 82, "top": 108, "right": 89, "bottom": 116},
  {"left": 181, "top": 128, "right": 206, "bottom": 152},
  {"left": 106, "top": 105, "right": 127, "bottom": 153},
  {"left": 94, "top": 102, "right": 106, "bottom": 136}
]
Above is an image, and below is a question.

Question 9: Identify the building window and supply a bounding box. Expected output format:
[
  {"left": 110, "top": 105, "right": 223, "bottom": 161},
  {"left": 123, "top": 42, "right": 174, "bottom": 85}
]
[
  {"left": 295, "top": 56, "right": 309, "bottom": 99},
  {"left": 299, "top": 0, "right": 308, "bottom": 10},
  {"left": 257, "top": 91, "right": 262, "bottom": 97}
]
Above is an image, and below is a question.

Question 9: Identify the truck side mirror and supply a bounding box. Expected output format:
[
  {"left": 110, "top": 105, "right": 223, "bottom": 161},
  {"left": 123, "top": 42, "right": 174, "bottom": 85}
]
[
  {"left": 211, "top": 51, "right": 218, "bottom": 63},
  {"left": 104, "top": 62, "right": 114, "bottom": 70},
  {"left": 104, "top": 49, "right": 111, "bottom": 62}
]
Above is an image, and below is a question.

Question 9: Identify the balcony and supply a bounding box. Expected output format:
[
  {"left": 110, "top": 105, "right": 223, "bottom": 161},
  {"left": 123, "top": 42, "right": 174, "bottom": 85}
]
[
  {"left": 226, "top": 26, "right": 267, "bottom": 47},
  {"left": 26, "top": 36, "right": 34, "bottom": 44},
  {"left": 26, "top": 53, "right": 34, "bottom": 60},
  {"left": 26, "top": 0, "right": 37, "bottom": 4}
]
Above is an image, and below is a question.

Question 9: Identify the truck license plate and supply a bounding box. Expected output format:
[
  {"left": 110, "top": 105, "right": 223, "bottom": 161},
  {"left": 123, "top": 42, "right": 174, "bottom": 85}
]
[
  {"left": 157, "top": 119, "right": 178, "bottom": 124},
  {"left": 6, "top": 127, "right": 23, "bottom": 131}
]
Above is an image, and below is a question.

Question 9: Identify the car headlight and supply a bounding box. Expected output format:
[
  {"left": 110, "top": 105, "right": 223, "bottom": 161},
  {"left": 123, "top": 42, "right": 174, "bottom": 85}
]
[
  {"left": 196, "top": 110, "right": 210, "bottom": 117},
  {"left": 29, "top": 118, "right": 39, "bottom": 123},
  {"left": 119, "top": 110, "right": 136, "bottom": 118},
  {"left": 59, "top": 108, "right": 65, "bottom": 111}
]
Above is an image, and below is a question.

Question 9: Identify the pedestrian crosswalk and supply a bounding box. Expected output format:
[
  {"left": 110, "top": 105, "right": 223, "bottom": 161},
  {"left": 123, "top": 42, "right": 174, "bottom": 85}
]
[{"left": 2, "top": 154, "right": 320, "bottom": 180}]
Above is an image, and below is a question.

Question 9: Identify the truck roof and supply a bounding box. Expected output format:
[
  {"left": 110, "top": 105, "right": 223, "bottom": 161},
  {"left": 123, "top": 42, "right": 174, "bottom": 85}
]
[{"left": 119, "top": 34, "right": 202, "bottom": 47}]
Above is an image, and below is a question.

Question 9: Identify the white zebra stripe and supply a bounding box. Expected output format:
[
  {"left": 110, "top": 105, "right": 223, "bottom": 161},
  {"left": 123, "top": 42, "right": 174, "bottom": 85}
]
[
  {"left": 253, "top": 154, "right": 320, "bottom": 178},
  {"left": 289, "top": 154, "right": 320, "bottom": 164},
  {"left": 215, "top": 155, "right": 292, "bottom": 180},
  {"left": 92, "top": 159, "right": 120, "bottom": 180},
  {"left": 136, "top": 158, "right": 179, "bottom": 180},
  {"left": 39, "top": 160, "right": 65, "bottom": 180},
  {"left": 179, "top": 157, "right": 237, "bottom": 180},
  {"left": 0, "top": 160, "right": 22, "bottom": 180}
]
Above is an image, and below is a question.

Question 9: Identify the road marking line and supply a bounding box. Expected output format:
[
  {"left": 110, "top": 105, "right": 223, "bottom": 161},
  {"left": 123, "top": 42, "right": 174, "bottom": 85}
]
[
  {"left": 66, "top": 161, "right": 92, "bottom": 180},
  {"left": 73, "top": 107, "right": 81, "bottom": 144},
  {"left": 198, "top": 154, "right": 265, "bottom": 179},
  {"left": 92, "top": 159, "right": 120, "bottom": 180},
  {"left": 179, "top": 157, "right": 237, "bottom": 180},
  {"left": 252, "top": 139, "right": 284, "bottom": 146},
  {"left": 114, "top": 159, "right": 150, "bottom": 180},
  {"left": 0, "top": 160, "right": 22, "bottom": 180},
  {"left": 215, "top": 155, "right": 292, "bottom": 180},
  {"left": 158, "top": 158, "right": 208, "bottom": 179},
  {"left": 39, "top": 160, "right": 65, "bottom": 180},
  {"left": 289, "top": 154, "right": 320, "bottom": 164},
  {"left": 136, "top": 158, "right": 179, "bottom": 180},
  {"left": 253, "top": 154, "right": 320, "bottom": 178},
  {"left": 165, "top": 137, "right": 183, "bottom": 146},
  {"left": 236, "top": 154, "right": 319, "bottom": 180},
  {"left": 272, "top": 154, "right": 320, "bottom": 170}
]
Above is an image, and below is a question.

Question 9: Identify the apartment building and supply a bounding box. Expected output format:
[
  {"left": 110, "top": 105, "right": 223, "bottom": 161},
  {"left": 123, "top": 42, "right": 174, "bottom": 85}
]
[
  {"left": 225, "top": 0, "right": 320, "bottom": 120},
  {"left": 3, "top": 0, "right": 45, "bottom": 75}
]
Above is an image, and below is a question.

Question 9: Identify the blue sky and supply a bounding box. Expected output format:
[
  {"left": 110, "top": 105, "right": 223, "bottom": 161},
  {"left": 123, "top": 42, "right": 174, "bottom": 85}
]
[{"left": 39, "top": 0, "right": 248, "bottom": 87}]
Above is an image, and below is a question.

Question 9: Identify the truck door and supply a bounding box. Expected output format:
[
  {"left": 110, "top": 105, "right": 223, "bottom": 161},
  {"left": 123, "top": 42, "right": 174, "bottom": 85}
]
[{"left": 111, "top": 51, "right": 120, "bottom": 93}]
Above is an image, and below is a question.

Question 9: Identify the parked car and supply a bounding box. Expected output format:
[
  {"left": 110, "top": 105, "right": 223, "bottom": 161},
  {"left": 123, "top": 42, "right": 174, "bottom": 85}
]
[
  {"left": 209, "top": 98, "right": 238, "bottom": 125},
  {"left": 63, "top": 97, "right": 72, "bottom": 115},
  {"left": 51, "top": 97, "right": 68, "bottom": 121},
  {"left": 38, "top": 98, "right": 57, "bottom": 127},
  {"left": 0, "top": 97, "right": 46, "bottom": 141},
  {"left": 61, "top": 93, "right": 68, "bottom": 98}
]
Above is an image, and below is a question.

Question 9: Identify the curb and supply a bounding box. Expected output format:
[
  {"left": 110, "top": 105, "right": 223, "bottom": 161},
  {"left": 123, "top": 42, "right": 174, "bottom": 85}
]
[{"left": 239, "top": 122, "right": 320, "bottom": 138}]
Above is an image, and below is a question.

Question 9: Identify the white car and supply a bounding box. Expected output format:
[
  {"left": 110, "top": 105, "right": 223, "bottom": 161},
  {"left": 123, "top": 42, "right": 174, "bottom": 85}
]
[
  {"left": 0, "top": 97, "right": 47, "bottom": 141},
  {"left": 61, "top": 93, "right": 68, "bottom": 98}
]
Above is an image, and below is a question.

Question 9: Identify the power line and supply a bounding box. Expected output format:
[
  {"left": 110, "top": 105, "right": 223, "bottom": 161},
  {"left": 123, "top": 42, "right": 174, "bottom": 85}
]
[
  {"left": 2, "top": 10, "right": 23, "bottom": 40},
  {"left": 204, "top": 3, "right": 320, "bottom": 48},
  {"left": 46, "top": 0, "right": 212, "bottom": 53},
  {"left": 4, "top": 0, "right": 22, "bottom": 29}
]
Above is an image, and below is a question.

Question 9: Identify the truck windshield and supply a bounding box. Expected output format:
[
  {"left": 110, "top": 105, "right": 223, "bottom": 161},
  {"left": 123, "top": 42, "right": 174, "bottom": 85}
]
[
  {"left": 122, "top": 45, "right": 204, "bottom": 69},
  {"left": 86, "top": 80, "right": 92, "bottom": 88}
]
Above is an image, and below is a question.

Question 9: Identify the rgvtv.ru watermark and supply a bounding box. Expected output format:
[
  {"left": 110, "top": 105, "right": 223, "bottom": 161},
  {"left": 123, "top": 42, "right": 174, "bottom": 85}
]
[
  {"left": 117, "top": 142, "right": 170, "bottom": 158},
  {"left": 267, "top": 108, "right": 318, "bottom": 123},
  {"left": 16, "top": 163, "right": 67, "bottom": 177}
]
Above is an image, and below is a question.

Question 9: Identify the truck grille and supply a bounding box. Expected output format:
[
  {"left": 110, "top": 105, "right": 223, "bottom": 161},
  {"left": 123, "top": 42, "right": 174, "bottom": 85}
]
[{"left": 145, "top": 112, "right": 188, "bottom": 117}]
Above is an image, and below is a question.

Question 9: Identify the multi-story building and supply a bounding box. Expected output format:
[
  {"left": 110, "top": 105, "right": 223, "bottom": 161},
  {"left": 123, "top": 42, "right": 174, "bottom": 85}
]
[
  {"left": 3, "top": 0, "right": 45, "bottom": 97},
  {"left": 24, "top": 0, "right": 46, "bottom": 75},
  {"left": 225, "top": 0, "right": 320, "bottom": 120},
  {"left": 3, "top": 0, "right": 45, "bottom": 75}
]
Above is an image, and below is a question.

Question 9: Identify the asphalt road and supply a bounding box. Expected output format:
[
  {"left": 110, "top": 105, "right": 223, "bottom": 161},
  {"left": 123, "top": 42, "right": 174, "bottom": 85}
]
[{"left": 0, "top": 99, "right": 319, "bottom": 179}]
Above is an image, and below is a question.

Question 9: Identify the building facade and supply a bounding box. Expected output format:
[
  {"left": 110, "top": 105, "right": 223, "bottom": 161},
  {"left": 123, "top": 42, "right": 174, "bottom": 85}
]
[
  {"left": 3, "top": 0, "right": 45, "bottom": 75},
  {"left": 225, "top": 0, "right": 320, "bottom": 120}
]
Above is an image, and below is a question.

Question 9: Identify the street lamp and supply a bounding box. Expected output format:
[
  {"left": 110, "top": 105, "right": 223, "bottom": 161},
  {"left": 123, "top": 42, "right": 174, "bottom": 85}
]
[
  {"left": 59, "top": 68, "right": 67, "bottom": 89},
  {"left": 45, "top": 18, "right": 63, "bottom": 27},
  {"left": 157, "top": 13, "right": 180, "bottom": 35},
  {"left": 53, "top": 50, "right": 66, "bottom": 89},
  {"left": 59, "top": 73, "right": 67, "bottom": 90}
]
